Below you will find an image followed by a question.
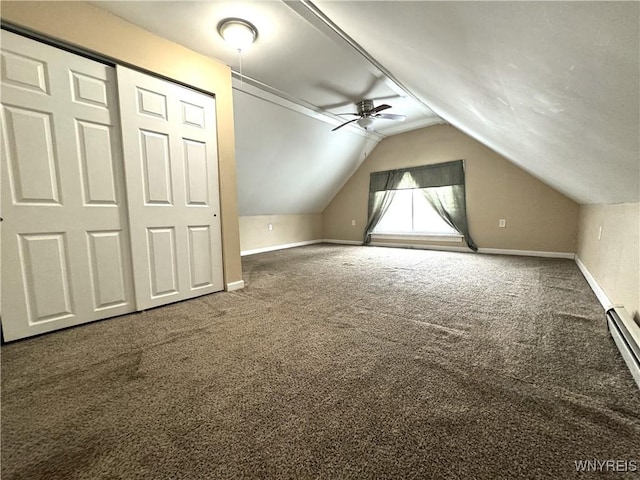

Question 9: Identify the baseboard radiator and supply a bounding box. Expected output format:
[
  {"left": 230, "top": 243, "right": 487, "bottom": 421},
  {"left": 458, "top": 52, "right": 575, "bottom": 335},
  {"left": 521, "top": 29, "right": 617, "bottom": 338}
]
[{"left": 606, "top": 306, "right": 640, "bottom": 389}]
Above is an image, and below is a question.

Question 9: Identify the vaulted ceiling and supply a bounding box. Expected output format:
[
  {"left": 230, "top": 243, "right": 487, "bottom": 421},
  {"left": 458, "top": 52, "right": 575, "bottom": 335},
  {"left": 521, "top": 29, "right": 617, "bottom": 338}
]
[{"left": 96, "top": 1, "right": 639, "bottom": 213}]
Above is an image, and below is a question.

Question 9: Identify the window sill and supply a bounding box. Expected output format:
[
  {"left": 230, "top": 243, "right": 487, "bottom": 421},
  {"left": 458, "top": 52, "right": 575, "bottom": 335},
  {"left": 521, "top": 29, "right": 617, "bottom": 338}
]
[{"left": 371, "top": 233, "right": 464, "bottom": 243}]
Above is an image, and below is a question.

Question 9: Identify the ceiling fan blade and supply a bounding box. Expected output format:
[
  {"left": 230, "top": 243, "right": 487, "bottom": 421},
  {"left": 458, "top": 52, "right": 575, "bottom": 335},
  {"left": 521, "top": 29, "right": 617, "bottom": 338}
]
[
  {"left": 370, "top": 104, "right": 392, "bottom": 114},
  {"left": 337, "top": 112, "right": 360, "bottom": 117},
  {"left": 332, "top": 118, "right": 359, "bottom": 131},
  {"left": 320, "top": 95, "right": 400, "bottom": 111},
  {"left": 375, "top": 113, "right": 407, "bottom": 122}
]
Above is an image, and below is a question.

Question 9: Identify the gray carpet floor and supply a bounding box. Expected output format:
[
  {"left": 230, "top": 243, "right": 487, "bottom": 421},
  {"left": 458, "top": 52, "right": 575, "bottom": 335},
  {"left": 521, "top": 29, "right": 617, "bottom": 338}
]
[{"left": 1, "top": 244, "right": 639, "bottom": 479}]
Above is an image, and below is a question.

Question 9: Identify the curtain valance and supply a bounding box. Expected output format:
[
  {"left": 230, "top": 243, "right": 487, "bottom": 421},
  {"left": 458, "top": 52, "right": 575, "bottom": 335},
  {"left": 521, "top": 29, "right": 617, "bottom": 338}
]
[{"left": 369, "top": 160, "right": 465, "bottom": 192}]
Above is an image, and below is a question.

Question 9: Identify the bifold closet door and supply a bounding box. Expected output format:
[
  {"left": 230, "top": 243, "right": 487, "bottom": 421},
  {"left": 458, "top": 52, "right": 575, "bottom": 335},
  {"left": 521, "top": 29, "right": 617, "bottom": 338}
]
[
  {"left": 116, "top": 67, "right": 224, "bottom": 310},
  {"left": 0, "top": 31, "right": 135, "bottom": 341}
]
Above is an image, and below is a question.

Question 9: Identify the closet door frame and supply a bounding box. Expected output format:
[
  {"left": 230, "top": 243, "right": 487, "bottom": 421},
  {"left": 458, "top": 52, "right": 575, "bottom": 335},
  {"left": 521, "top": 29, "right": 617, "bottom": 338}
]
[{"left": 1, "top": 28, "right": 225, "bottom": 341}]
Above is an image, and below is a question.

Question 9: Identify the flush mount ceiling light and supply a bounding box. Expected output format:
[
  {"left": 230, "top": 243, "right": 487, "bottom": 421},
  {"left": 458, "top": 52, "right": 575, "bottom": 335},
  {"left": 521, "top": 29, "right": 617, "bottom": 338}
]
[{"left": 217, "top": 18, "right": 258, "bottom": 52}]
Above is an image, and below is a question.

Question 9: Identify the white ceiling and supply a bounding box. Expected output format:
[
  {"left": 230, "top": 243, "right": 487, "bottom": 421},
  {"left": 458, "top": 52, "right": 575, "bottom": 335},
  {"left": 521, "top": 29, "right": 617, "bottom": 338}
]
[
  {"left": 94, "top": 1, "right": 440, "bottom": 134},
  {"left": 95, "top": 1, "right": 639, "bottom": 211},
  {"left": 316, "top": 1, "right": 640, "bottom": 205}
]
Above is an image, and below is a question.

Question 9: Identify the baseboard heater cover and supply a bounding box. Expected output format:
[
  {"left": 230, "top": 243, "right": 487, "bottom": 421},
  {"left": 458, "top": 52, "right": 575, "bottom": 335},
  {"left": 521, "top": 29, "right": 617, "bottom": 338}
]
[{"left": 606, "top": 306, "right": 640, "bottom": 390}]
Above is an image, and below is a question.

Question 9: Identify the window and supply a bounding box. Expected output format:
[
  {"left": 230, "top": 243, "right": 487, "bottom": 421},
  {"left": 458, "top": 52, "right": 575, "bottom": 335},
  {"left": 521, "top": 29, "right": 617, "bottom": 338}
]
[
  {"left": 373, "top": 188, "right": 461, "bottom": 237},
  {"left": 364, "top": 160, "right": 476, "bottom": 250}
]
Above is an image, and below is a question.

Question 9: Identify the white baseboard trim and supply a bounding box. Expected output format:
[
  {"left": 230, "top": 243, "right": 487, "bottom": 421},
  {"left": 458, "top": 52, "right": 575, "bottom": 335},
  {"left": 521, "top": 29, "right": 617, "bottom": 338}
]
[
  {"left": 369, "top": 243, "right": 574, "bottom": 259},
  {"left": 575, "top": 255, "right": 613, "bottom": 310},
  {"left": 242, "top": 238, "right": 574, "bottom": 261},
  {"left": 241, "top": 239, "right": 323, "bottom": 256},
  {"left": 478, "top": 248, "right": 575, "bottom": 259},
  {"left": 322, "top": 239, "right": 363, "bottom": 245},
  {"left": 226, "top": 280, "right": 245, "bottom": 292}
]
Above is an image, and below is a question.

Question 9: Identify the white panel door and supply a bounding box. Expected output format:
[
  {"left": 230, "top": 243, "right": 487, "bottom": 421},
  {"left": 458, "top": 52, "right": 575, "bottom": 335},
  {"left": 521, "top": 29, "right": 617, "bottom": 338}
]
[
  {"left": 116, "top": 66, "right": 223, "bottom": 310},
  {"left": 0, "top": 31, "right": 135, "bottom": 341}
]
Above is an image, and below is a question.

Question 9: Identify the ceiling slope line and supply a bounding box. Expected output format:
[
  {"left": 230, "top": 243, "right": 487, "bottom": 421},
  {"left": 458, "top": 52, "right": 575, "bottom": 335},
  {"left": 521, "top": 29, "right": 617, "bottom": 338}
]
[
  {"left": 285, "top": 1, "right": 592, "bottom": 203},
  {"left": 231, "top": 70, "right": 385, "bottom": 141},
  {"left": 284, "top": 0, "right": 443, "bottom": 122}
]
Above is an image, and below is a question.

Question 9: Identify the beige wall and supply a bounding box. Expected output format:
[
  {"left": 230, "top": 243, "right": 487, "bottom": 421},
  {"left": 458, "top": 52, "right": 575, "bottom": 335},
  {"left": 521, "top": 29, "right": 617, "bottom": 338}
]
[
  {"left": 323, "top": 125, "right": 580, "bottom": 253},
  {"left": 577, "top": 203, "right": 640, "bottom": 318},
  {"left": 240, "top": 214, "right": 322, "bottom": 253},
  {"left": 1, "top": 1, "right": 243, "bottom": 286}
]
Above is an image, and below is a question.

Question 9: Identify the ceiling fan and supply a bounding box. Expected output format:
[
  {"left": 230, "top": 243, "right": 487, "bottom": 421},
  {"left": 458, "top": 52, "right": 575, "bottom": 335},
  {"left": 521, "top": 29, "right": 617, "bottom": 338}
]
[{"left": 332, "top": 100, "right": 407, "bottom": 132}]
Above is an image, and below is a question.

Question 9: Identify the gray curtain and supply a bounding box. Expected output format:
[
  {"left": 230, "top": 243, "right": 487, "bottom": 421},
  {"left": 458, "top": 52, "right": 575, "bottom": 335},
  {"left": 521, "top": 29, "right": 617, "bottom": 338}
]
[
  {"left": 364, "top": 160, "right": 477, "bottom": 251},
  {"left": 363, "top": 170, "right": 404, "bottom": 244},
  {"left": 421, "top": 186, "right": 477, "bottom": 251}
]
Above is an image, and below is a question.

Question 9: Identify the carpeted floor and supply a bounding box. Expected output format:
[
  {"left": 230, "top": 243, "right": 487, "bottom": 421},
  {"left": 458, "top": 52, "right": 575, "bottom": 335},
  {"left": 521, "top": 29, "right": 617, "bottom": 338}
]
[{"left": 1, "top": 244, "right": 639, "bottom": 479}]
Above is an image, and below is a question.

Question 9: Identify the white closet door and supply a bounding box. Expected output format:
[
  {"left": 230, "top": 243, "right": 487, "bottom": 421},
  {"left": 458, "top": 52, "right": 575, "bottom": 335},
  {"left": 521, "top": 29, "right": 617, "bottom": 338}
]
[
  {"left": 116, "top": 66, "right": 223, "bottom": 310},
  {"left": 0, "top": 31, "right": 135, "bottom": 341}
]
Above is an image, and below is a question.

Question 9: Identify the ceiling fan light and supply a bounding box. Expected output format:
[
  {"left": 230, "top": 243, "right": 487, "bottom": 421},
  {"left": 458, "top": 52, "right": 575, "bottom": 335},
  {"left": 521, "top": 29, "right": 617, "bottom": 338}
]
[
  {"left": 218, "top": 18, "right": 258, "bottom": 51},
  {"left": 357, "top": 117, "right": 375, "bottom": 130}
]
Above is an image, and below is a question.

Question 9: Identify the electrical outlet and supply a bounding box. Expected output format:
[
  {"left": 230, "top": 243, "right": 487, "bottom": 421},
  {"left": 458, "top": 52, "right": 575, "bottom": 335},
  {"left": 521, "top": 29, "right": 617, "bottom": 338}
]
[
  {"left": 499, "top": 219, "right": 506, "bottom": 228},
  {"left": 351, "top": 219, "right": 356, "bottom": 226},
  {"left": 268, "top": 223, "right": 273, "bottom": 231}
]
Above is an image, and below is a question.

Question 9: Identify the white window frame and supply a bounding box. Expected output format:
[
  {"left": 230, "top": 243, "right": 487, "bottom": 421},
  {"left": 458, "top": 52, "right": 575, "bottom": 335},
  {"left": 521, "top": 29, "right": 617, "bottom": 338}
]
[
  {"left": 372, "top": 188, "right": 464, "bottom": 243},
  {"left": 370, "top": 232, "right": 464, "bottom": 243}
]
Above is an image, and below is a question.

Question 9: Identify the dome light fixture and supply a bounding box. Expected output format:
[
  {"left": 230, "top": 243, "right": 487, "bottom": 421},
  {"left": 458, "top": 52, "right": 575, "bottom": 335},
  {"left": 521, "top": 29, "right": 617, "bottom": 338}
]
[
  {"left": 217, "top": 18, "right": 258, "bottom": 52},
  {"left": 357, "top": 117, "right": 375, "bottom": 131}
]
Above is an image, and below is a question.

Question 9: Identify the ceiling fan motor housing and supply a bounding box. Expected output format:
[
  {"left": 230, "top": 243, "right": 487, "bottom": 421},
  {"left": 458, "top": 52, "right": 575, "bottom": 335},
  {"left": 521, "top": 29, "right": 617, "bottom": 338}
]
[{"left": 357, "top": 100, "right": 374, "bottom": 116}]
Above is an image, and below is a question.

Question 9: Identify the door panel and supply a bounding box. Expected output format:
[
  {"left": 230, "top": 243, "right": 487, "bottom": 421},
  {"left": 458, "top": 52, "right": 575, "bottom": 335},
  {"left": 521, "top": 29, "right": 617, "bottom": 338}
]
[
  {"left": 117, "top": 66, "right": 223, "bottom": 310},
  {"left": 1, "top": 49, "right": 49, "bottom": 94},
  {"left": 188, "top": 226, "right": 214, "bottom": 289},
  {"left": 4, "top": 106, "right": 60, "bottom": 204},
  {"left": 87, "top": 231, "right": 129, "bottom": 310},
  {"left": 76, "top": 120, "right": 118, "bottom": 204},
  {"left": 140, "top": 130, "right": 173, "bottom": 205},
  {"left": 181, "top": 101, "right": 205, "bottom": 128},
  {"left": 1, "top": 30, "right": 135, "bottom": 341},
  {"left": 147, "top": 227, "right": 179, "bottom": 298},
  {"left": 184, "top": 139, "right": 209, "bottom": 205},
  {"left": 70, "top": 71, "right": 109, "bottom": 108},
  {"left": 19, "top": 233, "right": 74, "bottom": 323},
  {"left": 137, "top": 87, "right": 167, "bottom": 119}
]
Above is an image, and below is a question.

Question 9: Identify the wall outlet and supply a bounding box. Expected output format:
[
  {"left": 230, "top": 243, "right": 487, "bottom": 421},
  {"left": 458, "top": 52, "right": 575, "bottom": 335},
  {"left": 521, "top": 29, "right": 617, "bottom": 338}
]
[
  {"left": 598, "top": 226, "right": 603, "bottom": 240},
  {"left": 351, "top": 219, "right": 356, "bottom": 226},
  {"left": 268, "top": 223, "right": 273, "bottom": 231},
  {"left": 499, "top": 219, "right": 506, "bottom": 228}
]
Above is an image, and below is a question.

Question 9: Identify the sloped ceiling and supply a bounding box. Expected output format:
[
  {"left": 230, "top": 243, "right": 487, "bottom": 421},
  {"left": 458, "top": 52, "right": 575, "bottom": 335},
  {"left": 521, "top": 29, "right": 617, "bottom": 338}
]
[
  {"left": 96, "top": 1, "right": 639, "bottom": 211},
  {"left": 94, "top": 0, "right": 442, "bottom": 216},
  {"left": 234, "top": 88, "right": 378, "bottom": 215},
  {"left": 316, "top": 1, "right": 640, "bottom": 205}
]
